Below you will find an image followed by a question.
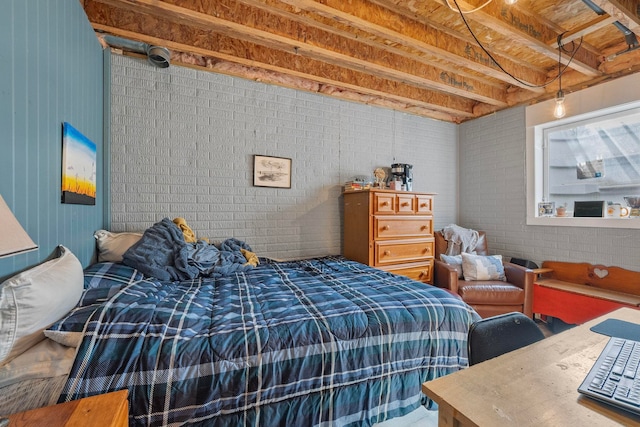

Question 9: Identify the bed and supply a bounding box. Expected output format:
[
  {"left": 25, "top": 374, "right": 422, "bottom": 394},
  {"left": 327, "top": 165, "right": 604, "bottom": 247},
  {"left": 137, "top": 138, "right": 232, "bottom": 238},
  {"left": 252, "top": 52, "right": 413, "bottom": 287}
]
[{"left": 1, "top": 222, "right": 479, "bottom": 426}]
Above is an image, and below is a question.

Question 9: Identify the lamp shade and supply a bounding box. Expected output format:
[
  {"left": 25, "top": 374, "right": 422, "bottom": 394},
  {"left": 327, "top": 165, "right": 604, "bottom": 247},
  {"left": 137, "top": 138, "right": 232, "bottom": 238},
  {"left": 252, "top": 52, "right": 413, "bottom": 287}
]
[{"left": 0, "top": 195, "right": 38, "bottom": 258}]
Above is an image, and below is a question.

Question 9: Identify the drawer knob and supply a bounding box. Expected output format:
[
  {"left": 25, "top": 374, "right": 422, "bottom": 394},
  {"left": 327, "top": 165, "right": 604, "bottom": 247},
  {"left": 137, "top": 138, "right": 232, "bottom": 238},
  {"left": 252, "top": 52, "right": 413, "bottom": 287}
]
[
  {"left": 420, "top": 270, "right": 427, "bottom": 277},
  {"left": 381, "top": 201, "right": 389, "bottom": 206},
  {"left": 383, "top": 225, "right": 390, "bottom": 230},
  {"left": 401, "top": 202, "right": 409, "bottom": 207},
  {"left": 384, "top": 250, "right": 391, "bottom": 256},
  {"left": 420, "top": 203, "right": 428, "bottom": 208},
  {"left": 421, "top": 225, "right": 427, "bottom": 230}
]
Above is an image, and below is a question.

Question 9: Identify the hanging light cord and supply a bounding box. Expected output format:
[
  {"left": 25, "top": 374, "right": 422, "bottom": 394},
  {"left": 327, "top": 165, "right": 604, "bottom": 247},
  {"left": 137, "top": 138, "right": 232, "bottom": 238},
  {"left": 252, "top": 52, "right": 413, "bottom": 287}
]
[
  {"left": 445, "top": 0, "right": 494, "bottom": 14},
  {"left": 451, "top": 0, "right": 583, "bottom": 89},
  {"left": 557, "top": 34, "right": 563, "bottom": 92}
]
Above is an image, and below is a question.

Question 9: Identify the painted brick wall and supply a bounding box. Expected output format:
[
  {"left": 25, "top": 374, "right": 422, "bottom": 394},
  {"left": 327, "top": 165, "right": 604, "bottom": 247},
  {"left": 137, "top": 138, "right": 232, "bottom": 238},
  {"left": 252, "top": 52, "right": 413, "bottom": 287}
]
[
  {"left": 459, "top": 106, "right": 640, "bottom": 271},
  {"left": 109, "top": 54, "right": 458, "bottom": 260}
]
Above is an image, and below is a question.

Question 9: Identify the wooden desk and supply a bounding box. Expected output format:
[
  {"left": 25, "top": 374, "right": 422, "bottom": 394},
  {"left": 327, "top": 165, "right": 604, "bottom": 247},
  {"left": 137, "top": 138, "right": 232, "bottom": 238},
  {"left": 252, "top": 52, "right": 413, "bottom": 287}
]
[
  {"left": 422, "top": 308, "right": 640, "bottom": 426},
  {"left": 7, "top": 390, "right": 129, "bottom": 427}
]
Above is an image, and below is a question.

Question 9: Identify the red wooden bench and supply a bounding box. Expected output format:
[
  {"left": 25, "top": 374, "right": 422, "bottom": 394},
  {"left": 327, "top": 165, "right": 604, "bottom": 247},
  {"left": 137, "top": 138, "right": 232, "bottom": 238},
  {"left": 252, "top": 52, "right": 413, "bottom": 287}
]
[{"left": 533, "top": 261, "right": 640, "bottom": 325}]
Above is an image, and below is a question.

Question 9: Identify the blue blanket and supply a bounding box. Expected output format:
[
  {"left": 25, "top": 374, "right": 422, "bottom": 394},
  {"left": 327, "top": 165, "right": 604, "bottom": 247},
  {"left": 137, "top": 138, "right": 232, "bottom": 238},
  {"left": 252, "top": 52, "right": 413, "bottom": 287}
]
[
  {"left": 60, "top": 256, "right": 479, "bottom": 426},
  {"left": 122, "top": 218, "right": 254, "bottom": 280}
]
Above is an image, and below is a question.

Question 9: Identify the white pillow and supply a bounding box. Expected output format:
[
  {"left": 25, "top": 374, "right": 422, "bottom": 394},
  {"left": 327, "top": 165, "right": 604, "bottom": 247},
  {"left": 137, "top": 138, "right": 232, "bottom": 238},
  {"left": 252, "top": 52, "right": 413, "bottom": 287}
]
[
  {"left": 461, "top": 253, "right": 506, "bottom": 281},
  {"left": 43, "top": 329, "right": 83, "bottom": 348},
  {"left": 95, "top": 229, "right": 142, "bottom": 263},
  {"left": 0, "top": 246, "right": 83, "bottom": 365}
]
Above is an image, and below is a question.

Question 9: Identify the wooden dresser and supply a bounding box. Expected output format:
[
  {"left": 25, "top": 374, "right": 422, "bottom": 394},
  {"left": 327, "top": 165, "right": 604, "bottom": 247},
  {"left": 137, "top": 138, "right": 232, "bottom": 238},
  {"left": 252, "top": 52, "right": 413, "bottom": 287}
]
[{"left": 343, "top": 189, "right": 435, "bottom": 284}]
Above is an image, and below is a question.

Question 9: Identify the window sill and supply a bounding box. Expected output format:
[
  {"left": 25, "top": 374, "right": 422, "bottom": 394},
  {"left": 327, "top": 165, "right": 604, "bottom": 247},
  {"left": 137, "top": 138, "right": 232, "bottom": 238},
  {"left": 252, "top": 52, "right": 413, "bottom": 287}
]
[{"left": 527, "top": 216, "right": 640, "bottom": 229}]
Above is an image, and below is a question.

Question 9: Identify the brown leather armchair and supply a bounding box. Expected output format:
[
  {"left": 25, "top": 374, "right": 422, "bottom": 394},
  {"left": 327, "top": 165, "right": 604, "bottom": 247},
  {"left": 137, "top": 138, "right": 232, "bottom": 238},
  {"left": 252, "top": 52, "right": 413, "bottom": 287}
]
[{"left": 433, "top": 230, "right": 535, "bottom": 319}]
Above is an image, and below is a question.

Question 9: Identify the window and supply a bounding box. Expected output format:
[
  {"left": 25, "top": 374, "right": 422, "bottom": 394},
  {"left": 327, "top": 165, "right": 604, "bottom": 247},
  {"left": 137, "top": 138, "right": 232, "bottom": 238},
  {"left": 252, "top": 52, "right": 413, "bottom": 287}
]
[
  {"left": 545, "top": 106, "right": 640, "bottom": 213},
  {"left": 527, "top": 99, "right": 640, "bottom": 229}
]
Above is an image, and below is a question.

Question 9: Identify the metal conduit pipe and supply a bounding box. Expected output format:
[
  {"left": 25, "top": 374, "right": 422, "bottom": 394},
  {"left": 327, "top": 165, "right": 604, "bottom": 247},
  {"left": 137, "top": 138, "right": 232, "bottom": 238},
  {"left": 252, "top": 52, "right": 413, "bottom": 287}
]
[
  {"left": 101, "top": 34, "right": 171, "bottom": 68},
  {"left": 581, "top": 0, "right": 639, "bottom": 60}
]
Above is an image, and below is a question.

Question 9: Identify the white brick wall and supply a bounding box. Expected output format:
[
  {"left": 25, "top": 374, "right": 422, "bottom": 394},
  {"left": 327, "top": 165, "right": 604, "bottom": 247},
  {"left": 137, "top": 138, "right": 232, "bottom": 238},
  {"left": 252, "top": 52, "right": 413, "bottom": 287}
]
[
  {"left": 459, "top": 106, "right": 640, "bottom": 271},
  {"left": 109, "top": 54, "right": 458, "bottom": 260}
]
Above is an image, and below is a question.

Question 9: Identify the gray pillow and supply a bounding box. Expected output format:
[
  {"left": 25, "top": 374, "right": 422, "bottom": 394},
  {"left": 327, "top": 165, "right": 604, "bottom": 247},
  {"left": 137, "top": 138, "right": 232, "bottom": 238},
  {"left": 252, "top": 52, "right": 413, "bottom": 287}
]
[
  {"left": 440, "top": 254, "right": 463, "bottom": 279},
  {"left": 461, "top": 253, "right": 506, "bottom": 281}
]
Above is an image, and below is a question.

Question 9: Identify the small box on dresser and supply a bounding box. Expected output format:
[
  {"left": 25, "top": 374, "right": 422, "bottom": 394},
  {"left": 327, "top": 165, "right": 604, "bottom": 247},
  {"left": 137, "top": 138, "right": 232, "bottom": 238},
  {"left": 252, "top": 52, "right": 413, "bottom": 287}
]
[{"left": 343, "top": 189, "right": 435, "bottom": 284}]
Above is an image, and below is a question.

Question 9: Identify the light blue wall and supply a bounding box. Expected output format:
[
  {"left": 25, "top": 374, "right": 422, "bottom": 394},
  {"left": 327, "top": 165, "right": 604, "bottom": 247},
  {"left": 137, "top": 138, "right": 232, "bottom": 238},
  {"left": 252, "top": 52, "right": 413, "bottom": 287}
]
[{"left": 0, "top": 0, "right": 104, "bottom": 277}]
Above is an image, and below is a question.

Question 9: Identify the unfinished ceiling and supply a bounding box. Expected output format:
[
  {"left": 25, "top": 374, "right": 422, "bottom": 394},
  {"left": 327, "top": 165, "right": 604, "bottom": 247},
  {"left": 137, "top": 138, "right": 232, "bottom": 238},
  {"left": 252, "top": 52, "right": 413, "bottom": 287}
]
[{"left": 81, "top": 0, "right": 640, "bottom": 123}]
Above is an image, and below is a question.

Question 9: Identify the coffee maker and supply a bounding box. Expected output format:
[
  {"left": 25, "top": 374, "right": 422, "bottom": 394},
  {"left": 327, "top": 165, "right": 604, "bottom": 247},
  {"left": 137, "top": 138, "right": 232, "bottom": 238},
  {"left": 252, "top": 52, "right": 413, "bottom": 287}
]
[{"left": 391, "top": 163, "right": 413, "bottom": 191}]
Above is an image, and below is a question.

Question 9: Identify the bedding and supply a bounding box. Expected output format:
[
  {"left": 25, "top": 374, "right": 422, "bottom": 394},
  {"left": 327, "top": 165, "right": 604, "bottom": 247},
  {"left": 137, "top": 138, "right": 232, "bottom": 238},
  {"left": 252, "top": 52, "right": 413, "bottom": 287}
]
[
  {"left": 121, "top": 217, "right": 255, "bottom": 281},
  {"left": 59, "top": 255, "right": 479, "bottom": 426},
  {"left": 0, "top": 338, "right": 76, "bottom": 415},
  {"left": 0, "top": 245, "right": 83, "bottom": 365}
]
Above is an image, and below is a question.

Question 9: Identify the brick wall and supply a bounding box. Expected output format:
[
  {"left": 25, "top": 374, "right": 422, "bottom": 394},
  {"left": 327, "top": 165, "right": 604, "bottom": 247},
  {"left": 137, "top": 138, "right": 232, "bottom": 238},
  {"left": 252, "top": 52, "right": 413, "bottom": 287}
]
[
  {"left": 459, "top": 106, "right": 640, "bottom": 271},
  {"left": 109, "top": 54, "right": 458, "bottom": 260}
]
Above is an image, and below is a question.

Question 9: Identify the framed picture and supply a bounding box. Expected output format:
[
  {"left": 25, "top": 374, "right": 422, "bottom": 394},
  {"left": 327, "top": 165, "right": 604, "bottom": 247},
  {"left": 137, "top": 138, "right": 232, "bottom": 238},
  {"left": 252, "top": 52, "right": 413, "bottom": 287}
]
[
  {"left": 61, "top": 122, "right": 97, "bottom": 205},
  {"left": 253, "top": 155, "right": 292, "bottom": 188},
  {"left": 538, "top": 201, "right": 555, "bottom": 217}
]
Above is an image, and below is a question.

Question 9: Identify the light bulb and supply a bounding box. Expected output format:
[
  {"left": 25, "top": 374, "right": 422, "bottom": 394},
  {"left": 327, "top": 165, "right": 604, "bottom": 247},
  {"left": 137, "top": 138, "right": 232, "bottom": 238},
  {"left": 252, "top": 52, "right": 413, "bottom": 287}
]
[{"left": 553, "top": 90, "right": 566, "bottom": 118}]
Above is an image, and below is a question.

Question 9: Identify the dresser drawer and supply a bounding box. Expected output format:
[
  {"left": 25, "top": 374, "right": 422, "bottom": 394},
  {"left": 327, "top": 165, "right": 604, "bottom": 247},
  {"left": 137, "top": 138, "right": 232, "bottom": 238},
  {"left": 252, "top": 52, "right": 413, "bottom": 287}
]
[
  {"left": 375, "top": 217, "right": 432, "bottom": 239},
  {"left": 375, "top": 239, "right": 434, "bottom": 265},
  {"left": 396, "top": 194, "right": 416, "bottom": 213},
  {"left": 383, "top": 262, "right": 433, "bottom": 284},
  {"left": 373, "top": 193, "right": 396, "bottom": 214},
  {"left": 416, "top": 195, "right": 433, "bottom": 214}
]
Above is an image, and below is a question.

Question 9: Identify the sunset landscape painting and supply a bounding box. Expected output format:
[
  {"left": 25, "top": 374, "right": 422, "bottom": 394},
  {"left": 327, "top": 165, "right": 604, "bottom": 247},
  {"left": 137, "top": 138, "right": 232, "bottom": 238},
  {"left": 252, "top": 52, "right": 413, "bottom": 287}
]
[{"left": 61, "top": 122, "right": 96, "bottom": 205}]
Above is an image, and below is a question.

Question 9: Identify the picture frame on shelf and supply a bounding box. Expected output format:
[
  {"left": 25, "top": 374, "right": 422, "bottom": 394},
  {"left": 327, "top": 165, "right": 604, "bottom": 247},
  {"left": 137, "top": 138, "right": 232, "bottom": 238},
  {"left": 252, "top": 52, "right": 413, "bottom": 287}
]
[{"left": 538, "top": 201, "right": 555, "bottom": 217}]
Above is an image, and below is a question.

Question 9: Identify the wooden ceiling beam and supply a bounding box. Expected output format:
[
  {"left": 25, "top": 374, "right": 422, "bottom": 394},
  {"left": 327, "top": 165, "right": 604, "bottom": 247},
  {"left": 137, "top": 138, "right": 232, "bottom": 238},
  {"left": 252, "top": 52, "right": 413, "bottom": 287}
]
[
  {"left": 590, "top": 0, "right": 640, "bottom": 30},
  {"left": 86, "top": 11, "right": 479, "bottom": 122},
  {"left": 275, "top": 0, "right": 546, "bottom": 91},
  {"left": 549, "top": 15, "right": 619, "bottom": 48},
  {"left": 451, "top": 0, "right": 603, "bottom": 76},
  {"left": 90, "top": 0, "right": 508, "bottom": 106},
  {"left": 236, "top": 0, "right": 521, "bottom": 91}
]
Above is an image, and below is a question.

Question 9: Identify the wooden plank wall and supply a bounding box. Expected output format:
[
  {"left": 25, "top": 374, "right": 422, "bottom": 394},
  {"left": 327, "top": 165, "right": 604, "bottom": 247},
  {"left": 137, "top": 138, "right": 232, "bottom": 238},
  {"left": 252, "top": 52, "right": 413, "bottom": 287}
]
[{"left": 0, "top": 0, "right": 105, "bottom": 278}]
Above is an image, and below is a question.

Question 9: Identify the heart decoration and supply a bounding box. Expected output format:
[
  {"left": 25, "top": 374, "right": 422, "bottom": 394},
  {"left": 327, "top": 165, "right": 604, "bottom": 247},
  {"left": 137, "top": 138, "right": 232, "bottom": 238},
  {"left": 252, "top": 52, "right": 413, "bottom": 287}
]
[{"left": 593, "top": 268, "right": 609, "bottom": 279}]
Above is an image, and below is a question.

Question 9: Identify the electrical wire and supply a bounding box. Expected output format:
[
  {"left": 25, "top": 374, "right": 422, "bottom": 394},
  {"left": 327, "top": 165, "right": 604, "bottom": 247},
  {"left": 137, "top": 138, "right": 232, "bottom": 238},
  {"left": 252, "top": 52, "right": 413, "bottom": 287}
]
[
  {"left": 450, "top": 0, "right": 583, "bottom": 89},
  {"left": 444, "top": 0, "right": 494, "bottom": 14}
]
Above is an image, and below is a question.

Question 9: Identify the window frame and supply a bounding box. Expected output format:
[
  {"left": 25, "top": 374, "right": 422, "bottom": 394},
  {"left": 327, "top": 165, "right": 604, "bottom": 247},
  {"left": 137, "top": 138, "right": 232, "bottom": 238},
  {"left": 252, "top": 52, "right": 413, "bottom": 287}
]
[{"left": 526, "top": 93, "right": 640, "bottom": 230}]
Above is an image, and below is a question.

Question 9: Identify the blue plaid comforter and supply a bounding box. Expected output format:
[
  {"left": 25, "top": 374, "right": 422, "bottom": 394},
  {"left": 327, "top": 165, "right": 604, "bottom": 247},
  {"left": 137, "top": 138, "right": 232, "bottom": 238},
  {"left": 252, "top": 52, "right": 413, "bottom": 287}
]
[{"left": 60, "top": 256, "right": 479, "bottom": 426}]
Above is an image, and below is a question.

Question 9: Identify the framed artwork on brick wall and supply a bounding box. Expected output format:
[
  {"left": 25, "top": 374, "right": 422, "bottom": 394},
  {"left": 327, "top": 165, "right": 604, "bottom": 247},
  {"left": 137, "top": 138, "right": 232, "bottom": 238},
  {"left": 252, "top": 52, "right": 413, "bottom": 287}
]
[{"left": 253, "top": 155, "right": 292, "bottom": 189}]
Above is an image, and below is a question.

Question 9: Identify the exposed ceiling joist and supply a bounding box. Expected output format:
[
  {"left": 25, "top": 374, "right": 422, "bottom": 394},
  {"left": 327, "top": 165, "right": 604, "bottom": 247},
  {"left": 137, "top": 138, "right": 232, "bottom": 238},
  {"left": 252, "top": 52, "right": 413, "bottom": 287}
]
[{"left": 82, "top": 0, "right": 640, "bottom": 123}]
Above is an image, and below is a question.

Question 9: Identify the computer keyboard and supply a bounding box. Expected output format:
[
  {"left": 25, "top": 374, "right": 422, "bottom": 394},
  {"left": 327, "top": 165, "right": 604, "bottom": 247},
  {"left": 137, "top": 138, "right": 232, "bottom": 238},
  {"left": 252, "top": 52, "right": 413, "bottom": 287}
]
[{"left": 579, "top": 337, "right": 640, "bottom": 415}]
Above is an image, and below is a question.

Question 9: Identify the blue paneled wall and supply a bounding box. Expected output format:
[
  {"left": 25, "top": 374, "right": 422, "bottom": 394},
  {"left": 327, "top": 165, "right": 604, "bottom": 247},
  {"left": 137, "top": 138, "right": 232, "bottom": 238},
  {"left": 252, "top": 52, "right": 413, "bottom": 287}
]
[{"left": 0, "top": 0, "right": 104, "bottom": 277}]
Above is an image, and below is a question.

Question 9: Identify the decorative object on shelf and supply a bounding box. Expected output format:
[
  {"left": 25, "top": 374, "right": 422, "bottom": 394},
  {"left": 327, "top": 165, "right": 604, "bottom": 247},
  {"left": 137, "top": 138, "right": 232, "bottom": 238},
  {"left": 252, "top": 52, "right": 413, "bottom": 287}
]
[
  {"left": 556, "top": 203, "right": 567, "bottom": 217},
  {"left": 253, "top": 155, "right": 292, "bottom": 188},
  {"left": 61, "top": 122, "right": 97, "bottom": 205},
  {"left": 538, "top": 201, "right": 555, "bottom": 217},
  {"left": 606, "top": 203, "right": 629, "bottom": 218},
  {"left": 0, "top": 195, "right": 38, "bottom": 258},
  {"left": 344, "top": 176, "right": 370, "bottom": 191},
  {"left": 624, "top": 196, "right": 640, "bottom": 218},
  {"left": 373, "top": 168, "right": 386, "bottom": 188}
]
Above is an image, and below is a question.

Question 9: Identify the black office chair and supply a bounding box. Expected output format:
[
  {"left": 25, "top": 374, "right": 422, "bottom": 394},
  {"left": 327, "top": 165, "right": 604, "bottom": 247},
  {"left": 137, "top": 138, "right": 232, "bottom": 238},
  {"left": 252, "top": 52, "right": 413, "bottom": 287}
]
[{"left": 467, "top": 312, "right": 545, "bottom": 366}]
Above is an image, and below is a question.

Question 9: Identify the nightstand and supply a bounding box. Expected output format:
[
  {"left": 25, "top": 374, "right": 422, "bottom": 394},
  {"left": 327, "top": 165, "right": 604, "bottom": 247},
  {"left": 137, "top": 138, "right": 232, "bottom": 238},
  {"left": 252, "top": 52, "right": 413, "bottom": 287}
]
[{"left": 6, "top": 390, "right": 128, "bottom": 427}]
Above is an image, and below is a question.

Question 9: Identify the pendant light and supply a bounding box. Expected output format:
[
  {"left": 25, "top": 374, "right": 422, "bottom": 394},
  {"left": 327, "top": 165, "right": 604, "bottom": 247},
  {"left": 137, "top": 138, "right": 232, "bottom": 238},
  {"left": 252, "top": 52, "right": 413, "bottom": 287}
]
[{"left": 554, "top": 35, "right": 566, "bottom": 119}]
